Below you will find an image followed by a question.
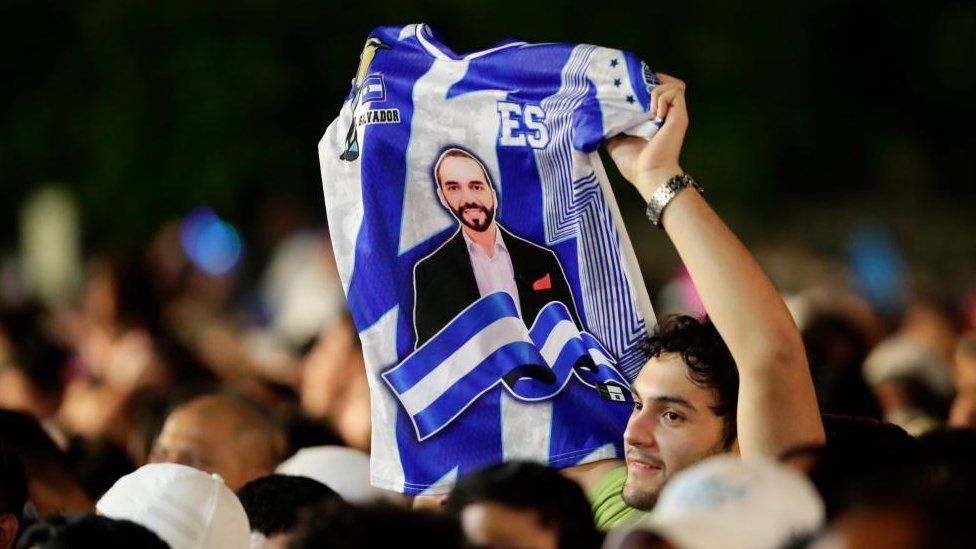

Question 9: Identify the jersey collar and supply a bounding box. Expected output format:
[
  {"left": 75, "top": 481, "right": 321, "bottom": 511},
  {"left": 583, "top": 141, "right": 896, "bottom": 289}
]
[{"left": 415, "top": 24, "right": 526, "bottom": 61}]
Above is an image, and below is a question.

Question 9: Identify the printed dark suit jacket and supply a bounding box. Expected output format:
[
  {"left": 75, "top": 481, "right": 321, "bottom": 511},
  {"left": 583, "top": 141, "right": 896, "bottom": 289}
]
[{"left": 413, "top": 226, "right": 581, "bottom": 348}]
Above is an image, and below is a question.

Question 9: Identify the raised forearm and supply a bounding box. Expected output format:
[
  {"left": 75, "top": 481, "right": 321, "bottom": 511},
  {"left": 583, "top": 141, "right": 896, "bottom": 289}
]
[
  {"left": 661, "top": 188, "right": 824, "bottom": 455},
  {"left": 608, "top": 73, "right": 824, "bottom": 456},
  {"left": 661, "top": 190, "right": 801, "bottom": 370}
]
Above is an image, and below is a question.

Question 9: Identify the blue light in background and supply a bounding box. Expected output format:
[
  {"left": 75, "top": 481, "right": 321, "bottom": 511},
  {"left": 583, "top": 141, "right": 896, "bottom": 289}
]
[
  {"left": 846, "top": 223, "right": 906, "bottom": 313},
  {"left": 179, "top": 208, "right": 243, "bottom": 276}
]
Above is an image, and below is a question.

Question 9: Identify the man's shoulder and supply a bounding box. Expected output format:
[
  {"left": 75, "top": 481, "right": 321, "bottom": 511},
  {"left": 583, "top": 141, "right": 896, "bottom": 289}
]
[
  {"left": 415, "top": 230, "right": 465, "bottom": 273},
  {"left": 500, "top": 227, "right": 557, "bottom": 259}
]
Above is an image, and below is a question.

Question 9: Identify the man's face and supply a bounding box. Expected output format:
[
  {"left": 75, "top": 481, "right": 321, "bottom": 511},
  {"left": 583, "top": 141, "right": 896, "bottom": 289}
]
[
  {"left": 622, "top": 353, "right": 727, "bottom": 510},
  {"left": 437, "top": 155, "right": 495, "bottom": 232},
  {"left": 149, "top": 408, "right": 259, "bottom": 491}
]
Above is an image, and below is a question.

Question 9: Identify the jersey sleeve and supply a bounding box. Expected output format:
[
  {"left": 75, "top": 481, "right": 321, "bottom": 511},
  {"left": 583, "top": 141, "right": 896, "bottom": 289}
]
[{"left": 572, "top": 47, "right": 661, "bottom": 153}]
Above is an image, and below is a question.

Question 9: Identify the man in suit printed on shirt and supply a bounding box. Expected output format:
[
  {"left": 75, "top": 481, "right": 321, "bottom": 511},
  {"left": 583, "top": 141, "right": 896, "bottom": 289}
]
[{"left": 413, "top": 146, "right": 581, "bottom": 348}]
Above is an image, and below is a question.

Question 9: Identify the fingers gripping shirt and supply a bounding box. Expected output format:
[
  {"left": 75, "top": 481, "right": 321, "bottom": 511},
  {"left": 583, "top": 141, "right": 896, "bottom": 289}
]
[{"left": 319, "top": 23, "right": 660, "bottom": 495}]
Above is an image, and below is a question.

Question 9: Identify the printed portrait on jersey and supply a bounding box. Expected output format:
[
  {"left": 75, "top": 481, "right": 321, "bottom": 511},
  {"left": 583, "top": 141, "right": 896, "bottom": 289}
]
[{"left": 412, "top": 146, "right": 581, "bottom": 347}]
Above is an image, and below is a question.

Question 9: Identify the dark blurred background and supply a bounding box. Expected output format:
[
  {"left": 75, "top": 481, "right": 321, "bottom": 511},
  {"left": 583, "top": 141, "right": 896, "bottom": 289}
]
[{"left": 2, "top": 0, "right": 975, "bottom": 296}]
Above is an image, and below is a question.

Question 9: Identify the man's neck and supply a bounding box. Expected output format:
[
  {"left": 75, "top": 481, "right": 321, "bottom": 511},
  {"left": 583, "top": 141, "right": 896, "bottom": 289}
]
[{"left": 463, "top": 224, "right": 498, "bottom": 257}]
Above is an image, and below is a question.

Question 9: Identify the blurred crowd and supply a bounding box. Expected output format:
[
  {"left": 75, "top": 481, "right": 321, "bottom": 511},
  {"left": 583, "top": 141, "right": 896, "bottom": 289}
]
[{"left": 1, "top": 187, "right": 975, "bottom": 549}]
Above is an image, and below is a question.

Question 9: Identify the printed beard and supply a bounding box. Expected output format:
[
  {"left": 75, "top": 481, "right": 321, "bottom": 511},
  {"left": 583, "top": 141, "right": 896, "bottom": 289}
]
[{"left": 455, "top": 204, "right": 494, "bottom": 232}]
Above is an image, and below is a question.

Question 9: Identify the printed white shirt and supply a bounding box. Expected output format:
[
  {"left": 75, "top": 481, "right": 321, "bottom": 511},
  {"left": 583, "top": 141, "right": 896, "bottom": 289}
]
[{"left": 462, "top": 228, "right": 521, "bottom": 313}]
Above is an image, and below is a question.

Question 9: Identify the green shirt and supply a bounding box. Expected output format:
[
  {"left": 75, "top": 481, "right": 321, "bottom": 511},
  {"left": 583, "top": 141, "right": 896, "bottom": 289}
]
[{"left": 588, "top": 466, "right": 649, "bottom": 530}]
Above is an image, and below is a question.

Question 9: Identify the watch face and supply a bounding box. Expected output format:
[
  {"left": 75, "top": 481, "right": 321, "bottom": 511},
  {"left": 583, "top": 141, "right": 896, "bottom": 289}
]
[{"left": 668, "top": 176, "right": 687, "bottom": 192}]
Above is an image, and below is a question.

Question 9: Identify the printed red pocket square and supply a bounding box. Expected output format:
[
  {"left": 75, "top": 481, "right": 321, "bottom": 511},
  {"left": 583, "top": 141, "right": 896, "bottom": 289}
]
[{"left": 532, "top": 274, "right": 552, "bottom": 291}]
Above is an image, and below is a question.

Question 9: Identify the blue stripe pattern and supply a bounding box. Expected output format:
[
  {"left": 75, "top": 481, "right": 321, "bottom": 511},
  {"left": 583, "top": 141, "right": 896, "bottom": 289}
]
[
  {"left": 535, "top": 45, "right": 649, "bottom": 380},
  {"left": 385, "top": 294, "right": 523, "bottom": 394},
  {"left": 383, "top": 292, "right": 629, "bottom": 441}
]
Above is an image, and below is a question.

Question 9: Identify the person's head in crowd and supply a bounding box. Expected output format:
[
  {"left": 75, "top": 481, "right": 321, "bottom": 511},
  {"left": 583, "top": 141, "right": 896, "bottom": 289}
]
[
  {"left": 287, "top": 498, "right": 462, "bottom": 549},
  {"left": 127, "top": 389, "right": 182, "bottom": 467},
  {"left": 801, "top": 312, "right": 881, "bottom": 420},
  {"left": 0, "top": 411, "right": 92, "bottom": 518},
  {"left": 236, "top": 474, "right": 337, "bottom": 548},
  {"left": 634, "top": 455, "right": 824, "bottom": 549},
  {"left": 150, "top": 393, "right": 281, "bottom": 491},
  {"left": 808, "top": 429, "right": 975, "bottom": 549},
  {"left": 862, "top": 336, "right": 954, "bottom": 436},
  {"left": 0, "top": 444, "right": 27, "bottom": 549},
  {"left": 623, "top": 315, "right": 739, "bottom": 510},
  {"left": 811, "top": 503, "right": 934, "bottom": 549},
  {"left": 900, "top": 296, "right": 964, "bottom": 362},
  {"left": 951, "top": 332, "right": 976, "bottom": 387},
  {"left": 97, "top": 462, "right": 249, "bottom": 549},
  {"left": 0, "top": 304, "right": 69, "bottom": 421},
  {"left": 258, "top": 228, "right": 345, "bottom": 351},
  {"left": 278, "top": 414, "right": 343, "bottom": 461},
  {"left": 782, "top": 415, "right": 924, "bottom": 519},
  {"left": 16, "top": 514, "right": 169, "bottom": 549},
  {"left": 949, "top": 333, "right": 976, "bottom": 428},
  {"left": 276, "top": 446, "right": 405, "bottom": 506},
  {"left": 127, "top": 382, "right": 218, "bottom": 467},
  {"left": 917, "top": 428, "right": 976, "bottom": 533},
  {"left": 446, "top": 461, "right": 601, "bottom": 549},
  {"left": 82, "top": 255, "right": 162, "bottom": 335},
  {"left": 74, "top": 256, "right": 209, "bottom": 399},
  {"left": 63, "top": 438, "right": 135, "bottom": 502}
]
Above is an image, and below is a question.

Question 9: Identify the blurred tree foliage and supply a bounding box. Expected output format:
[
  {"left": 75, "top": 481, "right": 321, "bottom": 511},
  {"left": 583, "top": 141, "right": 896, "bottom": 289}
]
[{"left": 1, "top": 0, "right": 974, "bottom": 270}]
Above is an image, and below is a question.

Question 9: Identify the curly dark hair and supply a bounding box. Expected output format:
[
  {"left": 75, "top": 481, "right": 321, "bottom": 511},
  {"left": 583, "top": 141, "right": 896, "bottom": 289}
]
[{"left": 642, "top": 315, "right": 739, "bottom": 449}]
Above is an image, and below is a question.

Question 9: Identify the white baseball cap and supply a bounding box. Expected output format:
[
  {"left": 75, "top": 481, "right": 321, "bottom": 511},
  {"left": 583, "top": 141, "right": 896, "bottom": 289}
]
[
  {"left": 97, "top": 463, "right": 251, "bottom": 549},
  {"left": 863, "top": 335, "right": 955, "bottom": 397},
  {"left": 642, "top": 455, "right": 824, "bottom": 549},
  {"left": 276, "top": 445, "right": 406, "bottom": 506}
]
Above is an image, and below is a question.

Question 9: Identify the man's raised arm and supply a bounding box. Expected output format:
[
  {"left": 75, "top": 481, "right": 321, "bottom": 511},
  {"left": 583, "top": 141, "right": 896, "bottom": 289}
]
[{"left": 607, "top": 75, "right": 825, "bottom": 457}]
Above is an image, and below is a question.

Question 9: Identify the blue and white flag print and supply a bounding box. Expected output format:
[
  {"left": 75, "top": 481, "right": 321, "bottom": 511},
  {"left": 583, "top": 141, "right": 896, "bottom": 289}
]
[{"left": 383, "top": 292, "right": 630, "bottom": 441}]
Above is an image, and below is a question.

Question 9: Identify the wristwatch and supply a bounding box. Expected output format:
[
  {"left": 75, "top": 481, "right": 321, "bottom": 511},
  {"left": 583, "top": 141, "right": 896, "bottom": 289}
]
[{"left": 645, "top": 173, "right": 703, "bottom": 228}]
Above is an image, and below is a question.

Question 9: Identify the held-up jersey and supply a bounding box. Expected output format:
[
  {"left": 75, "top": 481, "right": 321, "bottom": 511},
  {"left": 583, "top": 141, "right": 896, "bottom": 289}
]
[{"left": 319, "top": 23, "right": 660, "bottom": 495}]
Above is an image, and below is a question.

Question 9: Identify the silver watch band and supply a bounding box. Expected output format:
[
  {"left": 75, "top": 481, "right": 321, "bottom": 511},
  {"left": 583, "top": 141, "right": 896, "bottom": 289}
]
[{"left": 645, "top": 173, "right": 702, "bottom": 228}]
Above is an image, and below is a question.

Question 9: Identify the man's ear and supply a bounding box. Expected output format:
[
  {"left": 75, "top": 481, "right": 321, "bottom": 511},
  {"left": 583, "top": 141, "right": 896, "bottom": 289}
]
[{"left": 0, "top": 513, "right": 19, "bottom": 549}]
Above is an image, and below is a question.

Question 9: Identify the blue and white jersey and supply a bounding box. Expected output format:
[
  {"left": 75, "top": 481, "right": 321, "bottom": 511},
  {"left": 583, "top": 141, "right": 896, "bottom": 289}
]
[{"left": 319, "top": 23, "right": 659, "bottom": 495}]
